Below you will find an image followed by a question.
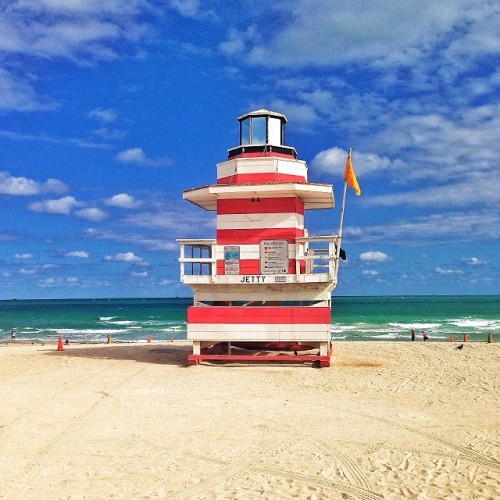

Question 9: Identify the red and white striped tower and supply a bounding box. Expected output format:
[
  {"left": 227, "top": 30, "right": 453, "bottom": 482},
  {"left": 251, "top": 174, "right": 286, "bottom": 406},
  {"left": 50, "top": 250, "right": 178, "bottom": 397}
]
[{"left": 178, "top": 110, "right": 341, "bottom": 367}]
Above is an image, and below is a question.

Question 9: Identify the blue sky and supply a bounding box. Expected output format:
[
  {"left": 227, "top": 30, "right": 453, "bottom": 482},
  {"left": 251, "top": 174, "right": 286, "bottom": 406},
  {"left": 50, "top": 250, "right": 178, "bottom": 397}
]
[{"left": 0, "top": 0, "right": 498, "bottom": 299}]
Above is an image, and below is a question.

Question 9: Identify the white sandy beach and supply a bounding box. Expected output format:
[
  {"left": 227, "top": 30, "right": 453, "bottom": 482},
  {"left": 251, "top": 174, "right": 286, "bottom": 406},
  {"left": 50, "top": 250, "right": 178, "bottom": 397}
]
[{"left": 0, "top": 341, "right": 498, "bottom": 499}]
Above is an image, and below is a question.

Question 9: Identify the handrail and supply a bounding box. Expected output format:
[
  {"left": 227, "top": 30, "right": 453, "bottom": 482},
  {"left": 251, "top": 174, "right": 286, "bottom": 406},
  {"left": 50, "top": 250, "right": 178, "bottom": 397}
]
[{"left": 178, "top": 235, "right": 341, "bottom": 282}]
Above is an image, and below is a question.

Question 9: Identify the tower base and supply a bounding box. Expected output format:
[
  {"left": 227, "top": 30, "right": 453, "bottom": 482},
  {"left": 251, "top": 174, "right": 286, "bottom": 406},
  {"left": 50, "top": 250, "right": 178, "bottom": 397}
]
[{"left": 187, "top": 341, "right": 332, "bottom": 368}]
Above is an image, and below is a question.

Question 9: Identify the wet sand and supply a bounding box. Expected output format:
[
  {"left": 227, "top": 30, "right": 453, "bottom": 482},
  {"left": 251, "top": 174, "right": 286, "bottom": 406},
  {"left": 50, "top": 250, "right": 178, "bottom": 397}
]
[{"left": 0, "top": 341, "right": 498, "bottom": 499}]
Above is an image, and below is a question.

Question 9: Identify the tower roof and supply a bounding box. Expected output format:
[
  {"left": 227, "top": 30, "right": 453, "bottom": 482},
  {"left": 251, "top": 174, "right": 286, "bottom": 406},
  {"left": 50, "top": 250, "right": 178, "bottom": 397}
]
[
  {"left": 183, "top": 182, "right": 334, "bottom": 211},
  {"left": 237, "top": 109, "right": 288, "bottom": 122}
]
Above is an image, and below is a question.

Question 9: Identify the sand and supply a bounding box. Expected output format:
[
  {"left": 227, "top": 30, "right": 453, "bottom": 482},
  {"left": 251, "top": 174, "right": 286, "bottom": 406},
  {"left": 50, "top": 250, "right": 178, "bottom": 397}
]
[{"left": 0, "top": 341, "right": 498, "bottom": 499}]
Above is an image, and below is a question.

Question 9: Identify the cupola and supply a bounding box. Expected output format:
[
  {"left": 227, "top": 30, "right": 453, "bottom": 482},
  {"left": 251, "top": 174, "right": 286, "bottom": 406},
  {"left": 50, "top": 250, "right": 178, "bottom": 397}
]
[{"left": 227, "top": 109, "right": 297, "bottom": 159}]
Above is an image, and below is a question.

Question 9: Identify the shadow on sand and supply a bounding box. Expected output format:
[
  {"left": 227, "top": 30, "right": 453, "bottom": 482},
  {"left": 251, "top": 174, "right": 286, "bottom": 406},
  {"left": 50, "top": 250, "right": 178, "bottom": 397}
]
[{"left": 44, "top": 343, "right": 192, "bottom": 367}]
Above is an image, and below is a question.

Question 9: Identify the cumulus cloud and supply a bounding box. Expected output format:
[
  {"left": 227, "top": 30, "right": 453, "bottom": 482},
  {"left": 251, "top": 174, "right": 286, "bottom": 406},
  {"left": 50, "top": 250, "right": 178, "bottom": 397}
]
[
  {"left": 0, "top": 172, "right": 68, "bottom": 196},
  {"left": 116, "top": 148, "right": 172, "bottom": 167},
  {"left": 28, "top": 196, "right": 81, "bottom": 215},
  {"left": 105, "top": 193, "right": 142, "bottom": 209},
  {"left": 169, "top": 0, "right": 201, "bottom": 18},
  {"left": 362, "top": 270, "right": 379, "bottom": 276},
  {"left": 359, "top": 251, "right": 391, "bottom": 263},
  {"left": 310, "top": 147, "right": 396, "bottom": 177},
  {"left": 104, "top": 252, "right": 143, "bottom": 263},
  {"left": 64, "top": 251, "right": 89, "bottom": 259},
  {"left": 75, "top": 207, "right": 108, "bottom": 221}
]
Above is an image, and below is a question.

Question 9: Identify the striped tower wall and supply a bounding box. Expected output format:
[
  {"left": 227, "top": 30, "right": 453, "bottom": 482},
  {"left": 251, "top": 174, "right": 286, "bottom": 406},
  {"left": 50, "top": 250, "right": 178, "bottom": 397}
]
[
  {"left": 187, "top": 306, "right": 331, "bottom": 343},
  {"left": 216, "top": 157, "right": 307, "bottom": 185},
  {"left": 216, "top": 197, "right": 305, "bottom": 275}
]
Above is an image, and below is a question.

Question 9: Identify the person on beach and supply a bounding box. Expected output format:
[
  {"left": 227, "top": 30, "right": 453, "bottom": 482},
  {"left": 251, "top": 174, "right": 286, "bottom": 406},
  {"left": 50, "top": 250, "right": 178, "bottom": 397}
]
[
  {"left": 422, "top": 331, "right": 429, "bottom": 342},
  {"left": 411, "top": 329, "right": 415, "bottom": 341},
  {"left": 11, "top": 329, "right": 16, "bottom": 340}
]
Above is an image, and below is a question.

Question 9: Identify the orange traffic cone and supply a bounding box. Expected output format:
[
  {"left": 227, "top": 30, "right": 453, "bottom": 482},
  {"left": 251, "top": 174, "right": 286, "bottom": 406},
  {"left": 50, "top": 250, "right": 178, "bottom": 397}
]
[
  {"left": 463, "top": 333, "right": 468, "bottom": 342},
  {"left": 57, "top": 337, "right": 64, "bottom": 351}
]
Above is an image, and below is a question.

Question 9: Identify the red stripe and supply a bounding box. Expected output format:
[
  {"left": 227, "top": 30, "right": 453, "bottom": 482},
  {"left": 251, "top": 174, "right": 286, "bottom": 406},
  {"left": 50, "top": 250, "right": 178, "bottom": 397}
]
[
  {"left": 228, "top": 152, "right": 296, "bottom": 160},
  {"left": 187, "top": 306, "right": 331, "bottom": 324},
  {"left": 217, "top": 198, "right": 304, "bottom": 215},
  {"left": 217, "top": 228, "right": 304, "bottom": 244},
  {"left": 217, "top": 173, "right": 305, "bottom": 185},
  {"left": 217, "top": 259, "right": 296, "bottom": 275}
]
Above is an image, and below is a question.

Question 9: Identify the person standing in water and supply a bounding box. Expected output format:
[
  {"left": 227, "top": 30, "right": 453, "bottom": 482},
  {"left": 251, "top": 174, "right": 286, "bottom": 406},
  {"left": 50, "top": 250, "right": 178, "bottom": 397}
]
[
  {"left": 411, "top": 329, "right": 416, "bottom": 341},
  {"left": 422, "top": 331, "right": 429, "bottom": 342}
]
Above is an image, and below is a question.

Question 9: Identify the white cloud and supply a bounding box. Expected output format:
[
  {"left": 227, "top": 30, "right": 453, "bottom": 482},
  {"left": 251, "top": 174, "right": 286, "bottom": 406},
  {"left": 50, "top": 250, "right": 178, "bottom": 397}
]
[
  {"left": 435, "top": 267, "right": 464, "bottom": 275},
  {"left": 43, "top": 178, "right": 68, "bottom": 194},
  {"left": 75, "top": 207, "right": 108, "bottom": 221},
  {"left": 14, "top": 253, "right": 33, "bottom": 259},
  {"left": 219, "top": 26, "right": 256, "bottom": 56},
  {"left": 359, "top": 251, "right": 391, "bottom": 263},
  {"left": 131, "top": 271, "right": 148, "bottom": 277},
  {"left": 0, "top": 2, "right": 152, "bottom": 61},
  {"left": 169, "top": 0, "right": 201, "bottom": 18},
  {"left": 104, "top": 252, "right": 143, "bottom": 263},
  {"left": 64, "top": 251, "right": 89, "bottom": 259},
  {"left": 116, "top": 147, "right": 172, "bottom": 167},
  {"left": 368, "top": 174, "right": 500, "bottom": 208},
  {"left": 88, "top": 107, "right": 117, "bottom": 123},
  {"left": 0, "top": 68, "right": 57, "bottom": 112},
  {"left": 235, "top": 1, "right": 496, "bottom": 68},
  {"left": 461, "top": 257, "right": 488, "bottom": 266},
  {"left": 28, "top": 196, "right": 81, "bottom": 215},
  {"left": 349, "top": 210, "right": 500, "bottom": 245},
  {"left": 83, "top": 227, "right": 178, "bottom": 252},
  {"left": 0, "top": 1, "right": 154, "bottom": 110},
  {"left": 0, "top": 130, "right": 110, "bottom": 149},
  {"left": 105, "top": 193, "right": 142, "bottom": 209},
  {"left": 19, "top": 268, "right": 37, "bottom": 275},
  {"left": 310, "top": 147, "right": 395, "bottom": 177},
  {"left": 92, "top": 127, "right": 128, "bottom": 140},
  {"left": 0, "top": 172, "right": 68, "bottom": 196},
  {"left": 362, "top": 270, "right": 379, "bottom": 277}
]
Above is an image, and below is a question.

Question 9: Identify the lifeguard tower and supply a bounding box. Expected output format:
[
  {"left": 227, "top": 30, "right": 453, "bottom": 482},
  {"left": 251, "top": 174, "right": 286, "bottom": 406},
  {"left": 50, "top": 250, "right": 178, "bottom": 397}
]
[{"left": 178, "top": 110, "right": 341, "bottom": 367}]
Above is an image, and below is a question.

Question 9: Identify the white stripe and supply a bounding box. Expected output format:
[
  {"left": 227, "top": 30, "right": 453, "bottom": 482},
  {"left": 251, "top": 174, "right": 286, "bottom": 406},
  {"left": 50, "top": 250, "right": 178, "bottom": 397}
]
[
  {"left": 217, "top": 212, "right": 304, "bottom": 230},
  {"left": 188, "top": 323, "right": 330, "bottom": 342},
  {"left": 217, "top": 158, "right": 307, "bottom": 180}
]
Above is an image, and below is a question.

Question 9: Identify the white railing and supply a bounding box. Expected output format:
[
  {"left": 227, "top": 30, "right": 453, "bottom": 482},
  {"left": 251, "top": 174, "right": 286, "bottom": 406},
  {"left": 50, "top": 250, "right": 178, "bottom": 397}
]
[
  {"left": 178, "top": 235, "right": 341, "bottom": 284},
  {"left": 295, "top": 235, "right": 341, "bottom": 281},
  {"left": 177, "top": 239, "right": 217, "bottom": 282}
]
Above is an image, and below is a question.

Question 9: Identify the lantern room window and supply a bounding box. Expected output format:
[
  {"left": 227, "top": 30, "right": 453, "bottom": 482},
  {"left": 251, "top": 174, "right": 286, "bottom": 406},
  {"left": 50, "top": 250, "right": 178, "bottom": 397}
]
[
  {"left": 240, "top": 114, "right": 283, "bottom": 146},
  {"left": 229, "top": 109, "right": 296, "bottom": 159}
]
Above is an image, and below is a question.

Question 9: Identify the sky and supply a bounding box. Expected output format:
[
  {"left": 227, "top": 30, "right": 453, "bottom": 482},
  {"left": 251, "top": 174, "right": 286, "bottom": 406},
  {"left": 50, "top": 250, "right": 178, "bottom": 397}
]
[{"left": 0, "top": 0, "right": 499, "bottom": 299}]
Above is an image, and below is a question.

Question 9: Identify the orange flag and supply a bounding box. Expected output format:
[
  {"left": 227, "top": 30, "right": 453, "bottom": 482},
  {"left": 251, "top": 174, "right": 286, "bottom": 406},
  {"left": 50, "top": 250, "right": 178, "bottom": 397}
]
[{"left": 344, "top": 154, "right": 361, "bottom": 196}]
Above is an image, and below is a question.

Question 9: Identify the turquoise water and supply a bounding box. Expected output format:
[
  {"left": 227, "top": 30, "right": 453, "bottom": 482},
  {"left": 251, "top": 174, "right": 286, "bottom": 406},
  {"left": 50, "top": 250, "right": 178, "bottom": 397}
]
[{"left": 1, "top": 296, "right": 498, "bottom": 343}]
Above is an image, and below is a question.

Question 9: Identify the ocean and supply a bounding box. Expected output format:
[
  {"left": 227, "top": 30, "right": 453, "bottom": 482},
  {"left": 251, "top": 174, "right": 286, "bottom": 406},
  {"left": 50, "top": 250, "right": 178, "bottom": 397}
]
[{"left": 1, "top": 296, "right": 498, "bottom": 343}]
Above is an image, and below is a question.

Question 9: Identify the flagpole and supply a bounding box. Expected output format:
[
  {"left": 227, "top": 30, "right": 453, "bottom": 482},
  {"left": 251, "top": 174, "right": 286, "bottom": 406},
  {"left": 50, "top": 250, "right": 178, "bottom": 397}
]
[{"left": 337, "top": 147, "right": 351, "bottom": 245}]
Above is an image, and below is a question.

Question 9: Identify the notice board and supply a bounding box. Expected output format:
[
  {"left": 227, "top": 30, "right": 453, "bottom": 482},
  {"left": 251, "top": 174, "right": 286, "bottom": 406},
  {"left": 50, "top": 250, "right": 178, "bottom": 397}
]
[{"left": 260, "top": 240, "right": 288, "bottom": 274}]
